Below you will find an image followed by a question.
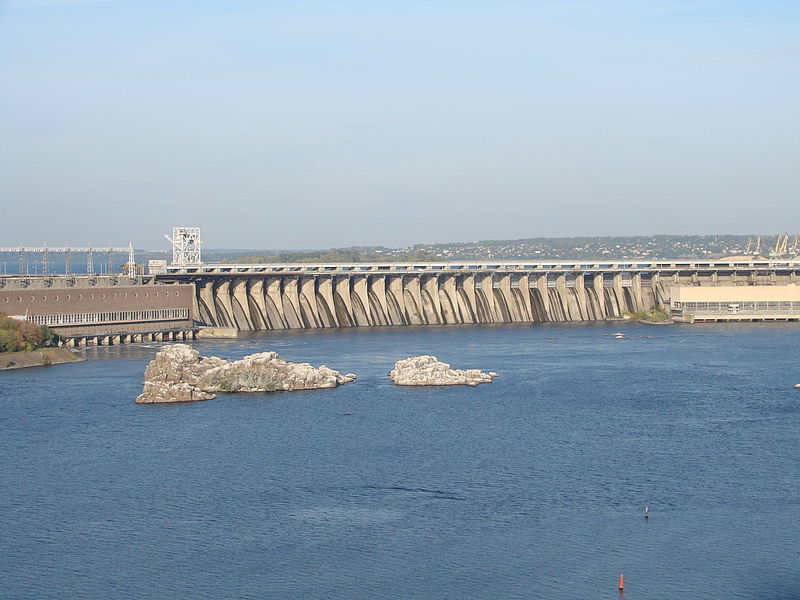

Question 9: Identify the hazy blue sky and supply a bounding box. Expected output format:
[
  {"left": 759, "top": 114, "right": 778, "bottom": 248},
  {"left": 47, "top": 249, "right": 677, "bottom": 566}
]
[{"left": 1, "top": 0, "right": 798, "bottom": 250}]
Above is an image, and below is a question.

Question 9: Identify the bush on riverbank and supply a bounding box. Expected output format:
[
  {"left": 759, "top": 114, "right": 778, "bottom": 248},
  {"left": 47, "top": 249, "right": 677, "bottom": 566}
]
[
  {"left": 626, "top": 306, "right": 671, "bottom": 323},
  {"left": 0, "top": 313, "right": 59, "bottom": 353}
]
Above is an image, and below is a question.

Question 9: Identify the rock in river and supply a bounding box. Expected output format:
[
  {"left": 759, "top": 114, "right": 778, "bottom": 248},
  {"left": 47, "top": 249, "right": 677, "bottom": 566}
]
[
  {"left": 389, "top": 355, "right": 497, "bottom": 387},
  {"left": 136, "top": 344, "right": 357, "bottom": 404}
]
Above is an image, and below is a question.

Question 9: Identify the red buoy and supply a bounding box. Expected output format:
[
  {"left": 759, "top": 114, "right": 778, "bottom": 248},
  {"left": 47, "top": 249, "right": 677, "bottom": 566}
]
[{"left": 619, "top": 573, "right": 625, "bottom": 592}]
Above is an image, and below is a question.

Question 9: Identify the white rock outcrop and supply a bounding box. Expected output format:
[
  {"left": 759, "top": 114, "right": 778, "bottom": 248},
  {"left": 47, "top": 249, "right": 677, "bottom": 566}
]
[
  {"left": 136, "top": 344, "right": 356, "bottom": 404},
  {"left": 388, "top": 355, "right": 497, "bottom": 387}
]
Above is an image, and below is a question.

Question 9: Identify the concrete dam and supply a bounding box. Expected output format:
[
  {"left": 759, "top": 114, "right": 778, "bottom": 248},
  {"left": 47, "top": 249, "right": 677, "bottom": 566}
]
[
  {"left": 161, "top": 259, "right": 799, "bottom": 331},
  {"left": 3, "top": 259, "right": 798, "bottom": 343},
  {"left": 189, "top": 272, "right": 659, "bottom": 330}
]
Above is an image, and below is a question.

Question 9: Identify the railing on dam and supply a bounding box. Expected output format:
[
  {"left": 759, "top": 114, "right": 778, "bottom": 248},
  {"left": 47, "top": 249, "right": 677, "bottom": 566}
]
[{"left": 165, "top": 259, "right": 800, "bottom": 275}]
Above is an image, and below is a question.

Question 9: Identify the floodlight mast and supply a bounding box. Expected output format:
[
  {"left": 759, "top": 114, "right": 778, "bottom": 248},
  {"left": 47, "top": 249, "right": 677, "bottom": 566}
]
[{"left": 165, "top": 227, "right": 202, "bottom": 266}]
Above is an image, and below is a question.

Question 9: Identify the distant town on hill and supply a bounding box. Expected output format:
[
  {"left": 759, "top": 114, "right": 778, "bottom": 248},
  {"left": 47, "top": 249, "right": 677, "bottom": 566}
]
[{"left": 206, "top": 234, "right": 799, "bottom": 264}]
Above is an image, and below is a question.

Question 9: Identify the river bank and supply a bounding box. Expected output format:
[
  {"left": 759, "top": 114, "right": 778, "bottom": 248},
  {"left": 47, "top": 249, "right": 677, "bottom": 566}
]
[{"left": 0, "top": 347, "right": 85, "bottom": 370}]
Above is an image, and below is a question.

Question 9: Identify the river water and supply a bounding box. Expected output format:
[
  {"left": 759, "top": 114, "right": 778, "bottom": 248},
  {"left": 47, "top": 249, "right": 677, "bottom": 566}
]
[{"left": 2, "top": 323, "right": 799, "bottom": 599}]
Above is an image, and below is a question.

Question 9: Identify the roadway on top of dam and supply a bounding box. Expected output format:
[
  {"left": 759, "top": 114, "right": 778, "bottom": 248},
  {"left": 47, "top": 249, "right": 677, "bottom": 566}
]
[{"left": 163, "top": 258, "right": 800, "bottom": 276}]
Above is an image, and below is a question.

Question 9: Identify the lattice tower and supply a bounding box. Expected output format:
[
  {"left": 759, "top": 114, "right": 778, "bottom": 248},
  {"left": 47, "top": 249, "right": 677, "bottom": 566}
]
[{"left": 165, "top": 227, "right": 202, "bottom": 266}]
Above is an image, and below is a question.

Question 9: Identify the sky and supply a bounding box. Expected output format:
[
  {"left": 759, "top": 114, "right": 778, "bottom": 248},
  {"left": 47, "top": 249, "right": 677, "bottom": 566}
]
[{"left": 0, "top": 0, "right": 798, "bottom": 250}]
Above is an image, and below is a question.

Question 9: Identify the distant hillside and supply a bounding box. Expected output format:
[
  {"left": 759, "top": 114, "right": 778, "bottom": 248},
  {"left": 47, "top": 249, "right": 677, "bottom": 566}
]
[{"left": 209, "top": 234, "right": 797, "bottom": 263}]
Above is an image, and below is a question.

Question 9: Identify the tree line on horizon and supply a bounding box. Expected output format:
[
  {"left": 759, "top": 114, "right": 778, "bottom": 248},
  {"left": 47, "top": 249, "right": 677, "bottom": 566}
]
[{"left": 211, "top": 234, "right": 764, "bottom": 264}]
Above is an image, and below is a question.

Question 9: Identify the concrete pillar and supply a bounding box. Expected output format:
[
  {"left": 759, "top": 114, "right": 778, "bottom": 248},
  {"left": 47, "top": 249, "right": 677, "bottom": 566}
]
[
  {"left": 248, "top": 279, "right": 269, "bottom": 329},
  {"left": 300, "top": 277, "right": 321, "bottom": 328},
  {"left": 631, "top": 273, "right": 643, "bottom": 312},
  {"left": 477, "top": 273, "right": 499, "bottom": 322},
  {"left": 317, "top": 276, "right": 339, "bottom": 327},
  {"left": 266, "top": 278, "right": 288, "bottom": 328},
  {"left": 352, "top": 276, "right": 372, "bottom": 326},
  {"left": 497, "top": 274, "right": 521, "bottom": 322},
  {"left": 404, "top": 275, "right": 424, "bottom": 324},
  {"left": 422, "top": 275, "right": 442, "bottom": 323},
  {"left": 555, "top": 274, "right": 569, "bottom": 320},
  {"left": 190, "top": 282, "right": 201, "bottom": 324},
  {"left": 334, "top": 277, "right": 353, "bottom": 319},
  {"left": 368, "top": 276, "right": 389, "bottom": 324},
  {"left": 232, "top": 279, "right": 254, "bottom": 330},
  {"left": 441, "top": 274, "right": 461, "bottom": 323},
  {"left": 215, "top": 280, "right": 237, "bottom": 329},
  {"left": 461, "top": 274, "right": 477, "bottom": 322},
  {"left": 593, "top": 273, "right": 606, "bottom": 319},
  {"left": 199, "top": 281, "right": 219, "bottom": 326},
  {"left": 556, "top": 274, "right": 567, "bottom": 296},
  {"left": 387, "top": 275, "right": 407, "bottom": 325},
  {"left": 281, "top": 277, "right": 303, "bottom": 328},
  {"left": 613, "top": 273, "right": 626, "bottom": 314},
  {"left": 574, "top": 273, "right": 588, "bottom": 319},
  {"left": 536, "top": 273, "right": 550, "bottom": 317},
  {"left": 517, "top": 274, "right": 532, "bottom": 321}
]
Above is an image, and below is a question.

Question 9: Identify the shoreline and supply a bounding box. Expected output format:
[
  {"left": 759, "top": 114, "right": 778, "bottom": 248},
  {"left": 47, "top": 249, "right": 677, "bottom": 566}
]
[{"left": 0, "top": 347, "right": 86, "bottom": 371}]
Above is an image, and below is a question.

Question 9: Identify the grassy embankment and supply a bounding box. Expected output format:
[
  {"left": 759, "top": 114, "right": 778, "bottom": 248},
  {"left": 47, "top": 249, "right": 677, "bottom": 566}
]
[{"left": 626, "top": 305, "right": 672, "bottom": 323}]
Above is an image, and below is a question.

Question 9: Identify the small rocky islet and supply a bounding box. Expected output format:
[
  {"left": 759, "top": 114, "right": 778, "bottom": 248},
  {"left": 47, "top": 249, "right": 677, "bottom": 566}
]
[
  {"left": 136, "top": 344, "right": 357, "bottom": 404},
  {"left": 389, "top": 355, "right": 498, "bottom": 387},
  {"left": 136, "top": 345, "right": 497, "bottom": 403}
]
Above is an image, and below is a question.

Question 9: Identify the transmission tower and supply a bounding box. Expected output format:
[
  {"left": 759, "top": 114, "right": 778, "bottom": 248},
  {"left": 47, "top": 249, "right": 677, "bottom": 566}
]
[{"left": 124, "top": 243, "right": 137, "bottom": 278}]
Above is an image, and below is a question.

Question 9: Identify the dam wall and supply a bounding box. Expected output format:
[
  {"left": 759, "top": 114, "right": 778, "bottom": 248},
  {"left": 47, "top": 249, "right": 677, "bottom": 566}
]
[
  {"left": 184, "top": 272, "right": 669, "bottom": 331},
  {"left": 163, "top": 259, "right": 798, "bottom": 331},
  {"left": 3, "top": 260, "right": 797, "bottom": 336}
]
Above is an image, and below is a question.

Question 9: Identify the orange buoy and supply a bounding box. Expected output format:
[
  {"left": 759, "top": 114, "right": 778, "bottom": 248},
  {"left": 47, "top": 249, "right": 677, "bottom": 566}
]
[{"left": 618, "top": 573, "right": 625, "bottom": 591}]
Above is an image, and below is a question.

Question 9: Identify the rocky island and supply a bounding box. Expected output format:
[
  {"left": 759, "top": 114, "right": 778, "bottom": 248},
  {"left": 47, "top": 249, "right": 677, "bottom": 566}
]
[
  {"left": 389, "top": 355, "right": 497, "bottom": 387},
  {"left": 136, "top": 344, "right": 356, "bottom": 404}
]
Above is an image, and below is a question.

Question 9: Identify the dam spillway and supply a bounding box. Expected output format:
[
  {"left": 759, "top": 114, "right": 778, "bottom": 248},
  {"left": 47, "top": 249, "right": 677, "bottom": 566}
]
[
  {"left": 186, "top": 272, "right": 659, "bottom": 330},
  {"left": 159, "top": 259, "right": 798, "bottom": 331}
]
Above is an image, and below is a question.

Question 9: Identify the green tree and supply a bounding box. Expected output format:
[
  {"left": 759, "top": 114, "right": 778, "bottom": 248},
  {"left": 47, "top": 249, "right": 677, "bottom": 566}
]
[{"left": 0, "top": 329, "right": 20, "bottom": 352}]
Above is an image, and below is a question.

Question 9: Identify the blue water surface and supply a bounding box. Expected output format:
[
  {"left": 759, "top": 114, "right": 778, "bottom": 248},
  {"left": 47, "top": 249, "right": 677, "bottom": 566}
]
[{"left": 2, "top": 323, "right": 799, "bottom": 599}]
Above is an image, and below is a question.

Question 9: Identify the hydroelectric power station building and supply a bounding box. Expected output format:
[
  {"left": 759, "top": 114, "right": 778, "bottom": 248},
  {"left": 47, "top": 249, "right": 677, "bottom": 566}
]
[{"left": 1, "top": 228, "right": 799, "bottom": 345}]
